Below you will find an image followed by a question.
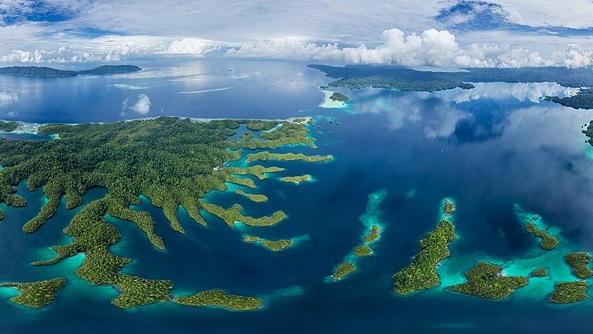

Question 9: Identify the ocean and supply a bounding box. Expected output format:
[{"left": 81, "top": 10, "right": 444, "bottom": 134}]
[{"left": 1, "top": 59, "right": 593, "bottom": 333}]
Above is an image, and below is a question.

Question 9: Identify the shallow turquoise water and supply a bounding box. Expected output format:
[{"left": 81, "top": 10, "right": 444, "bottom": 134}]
[{"left": 1, "top": 60, "right": 593, "bottom": 333}]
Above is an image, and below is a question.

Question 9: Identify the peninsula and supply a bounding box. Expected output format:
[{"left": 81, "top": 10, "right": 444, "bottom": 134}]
[{"left": 0, "top": 65, "right": 141, "bottom": 77}]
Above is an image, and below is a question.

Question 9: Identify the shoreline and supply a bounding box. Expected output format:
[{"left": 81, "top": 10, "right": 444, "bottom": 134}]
[{"left": 0, "top": 116, "right": 313, "bottom": 135}]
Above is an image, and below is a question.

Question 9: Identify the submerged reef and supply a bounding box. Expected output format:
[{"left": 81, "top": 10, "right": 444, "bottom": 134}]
[
  {"left": 0, "top": 116, "right": 326, "bottom": 309},
  {"left": 449, "top": 262, "right": 528, "bottom": 299},
  {"left": 0, "top": 278, "right": 66, "bottom": 308}
]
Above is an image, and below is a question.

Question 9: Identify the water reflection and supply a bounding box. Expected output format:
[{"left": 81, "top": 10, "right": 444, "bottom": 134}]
[{"left": 349, "top": 82, "right": 583, "bottom": 142}]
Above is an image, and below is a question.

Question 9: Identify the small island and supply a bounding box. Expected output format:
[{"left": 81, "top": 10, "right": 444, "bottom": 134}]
[
  {"left": 331, "top": 262, "right": 356, "bottom": 281},
  {"left": 354, "top": 245, "right": 373, "bottom": 257},
  {"left": 548, "top": 281, "right": 590, "bottom": 304},
  {"left": 449, "top": 262, "right": 528, "bottom": 299},
  {"left": 525, "top": 222, "right": 559, "bottom": 250},
  {"left": 174, "top": 290, "right": 263, "bottom": 311},
  {"left": 530, "top": 268, "right": 549, "bottom": 278},
  {"left": 328, "top": 190, "right": 387, "bottom": 282},
  {"left": 0, "top": 121, "right": 17, "bottom": 132},
  {"left": 0, "top": 278, "right": 66, "bottom": 308},
  {"left": 329, "top": 92, "right": 349, "bottom": 102},
  {"left": 443, "top": 200, "right": 455, "bottom": 216},
  {"left": 243, "top": 235, "right": 294, "bottom": 252},
  {"left": 363, "top": 225, "right": 382, "bottom": 244},
  {"left": 280, "top": 175, "right": 313, "bottom": 185},
  {"left": 393, "top": 219, "right": 457, "bottom": 295},
  {"left": 564, "top": 252, "right": 593, "bottom": 279}
]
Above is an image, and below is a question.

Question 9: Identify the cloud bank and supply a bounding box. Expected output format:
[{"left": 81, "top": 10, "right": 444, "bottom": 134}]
[
  {"left": 2, "top": 1, "right": 593, "bottom": 67},
  {"left": 122, "top": 94, "right": 151, "bottom": 115},
  {"left": 227, "top": 28, "right": 593, "bottom": 68}
]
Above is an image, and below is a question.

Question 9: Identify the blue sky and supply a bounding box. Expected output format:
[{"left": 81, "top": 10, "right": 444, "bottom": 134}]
[{"left": 1, "top": 0, "right": 593, "bottom": 67}]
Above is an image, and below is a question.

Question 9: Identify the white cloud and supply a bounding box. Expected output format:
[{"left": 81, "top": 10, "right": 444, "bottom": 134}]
[
  {"left": 0, "top": 91, "right": 18, "bottom": 107},
  {"left": 160, "top": 38, "right": 222, "bottom": 56},
  {"left": 490, "top": 0, "right": 593, "bottom": 29},
  {"left": 228, "top": 28, "right": 593, "bottom": 68},
  {"left": 0, "top": 1, "right": 593, "bottom": 67},
  {"left": 122, "top": 94, "right": 151, "bottom": 115}
]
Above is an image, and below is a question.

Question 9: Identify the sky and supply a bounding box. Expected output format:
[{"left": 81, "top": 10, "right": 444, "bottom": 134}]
[{"left": 1, "top": 0, "right": 593, "bottom": 67}]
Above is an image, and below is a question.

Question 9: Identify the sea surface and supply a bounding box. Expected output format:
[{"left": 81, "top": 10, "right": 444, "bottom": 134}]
[{"left": 1, "top": 59, "right": 593, "bottom": 333}]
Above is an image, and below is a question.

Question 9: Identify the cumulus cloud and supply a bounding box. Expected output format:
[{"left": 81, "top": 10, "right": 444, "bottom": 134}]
[
  {"left": 122, "top": 94, "right": 151, "bottom": 115},
  {"left": 228, "top": 28, "right": 593, "bottom": 68},
  {"left": 0, "top": 91, "right": 18, "bottom": 107},
  {"left": 160, "top": 38, "right": 222, "bottom": 56}
]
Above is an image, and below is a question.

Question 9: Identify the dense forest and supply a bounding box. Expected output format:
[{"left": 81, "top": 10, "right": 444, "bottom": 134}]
[{"left": 0, "top": 116, "right": 323, "bottom": 309}]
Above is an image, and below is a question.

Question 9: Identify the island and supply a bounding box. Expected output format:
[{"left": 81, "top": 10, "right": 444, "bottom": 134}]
[
  {"left": 583, "top": 120, "right": 593, "bottom": 146},
  {"left": 545, "top": 89, "right": 593, "bottom": 110},
  {"left": 329, "top": 92, "right": 349, "bottom": 102},
  {"left": 525, "top": 222, "right": 559, "bottom": 250},
  {"left": 174, "top": 290, "right": 263, "bottom": 311},
  {"left": 443, "top": 200, "right": 455, "bottom": 216},
  {"left": 0, "top": 65, "right": 141, "bottom": 77},
  {"left": 392, "top": 219, "right": 457, "bottom": 294},
  {"left": 331, "top": 262, "right": 356, "bottom": 281},
  {"left": 548, "top": 281, "right": 590, "bottom": 304},
  {"left": 564, "top": 252, "right": 593, "bottom": 279},
  {"left": 246, "top": 152, "right": 333, "bottom": 163},
  {"left": 243, "top": 235, "right": 294, "bottom": 252},
  {"left": 0, "top": 116, "right": 327, "bottom": 309},
  {"left": 530, "top": 268, "right": 549, "bottom": 278},
  {"left": 235, "top": 189, "right": 269, "bottom": 203},
  {"left": 309, "top": 64, "right": 593, "bottom": 108},
  {"left": 449, "top": 262, "right": 528, "bottom": 299},
  {"left": 354, "top": 245, "right": 373, "bottom": 257},
  {"left": 0, "top": 121, "right": 17, "bottom": 132},
  {"left": 0, "top": 278, "right": 66, "bottom": 308},
  {"left": 363, "top": 225, "right": 382, "bottom": 243},
  {"left": 280, "top": 175, "right": 313, "bottom": 185},
  {"left": 327, "top": 190, "right": 387, "bottom": 282}
]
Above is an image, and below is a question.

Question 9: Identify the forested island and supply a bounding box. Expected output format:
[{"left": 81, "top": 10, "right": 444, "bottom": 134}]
[
  {"left": 0, "top": 116, "right": 325, "bottom": 310},
  {"left": 0, "top": 65, "right": 141, "bottom": 77},
  {"left": 329, "top": 190, "right": 387, "bottom": 282},
  {"left": 449, "top": 262, "right": 528, "bottom": 299},
  {"left": 309, "top": 64, "right": 593, "bottom": 108}
]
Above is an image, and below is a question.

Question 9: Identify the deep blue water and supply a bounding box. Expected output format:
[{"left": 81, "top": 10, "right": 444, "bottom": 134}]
[{"left": 1, "top": 59, "right": 593, "bottom": 333}]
